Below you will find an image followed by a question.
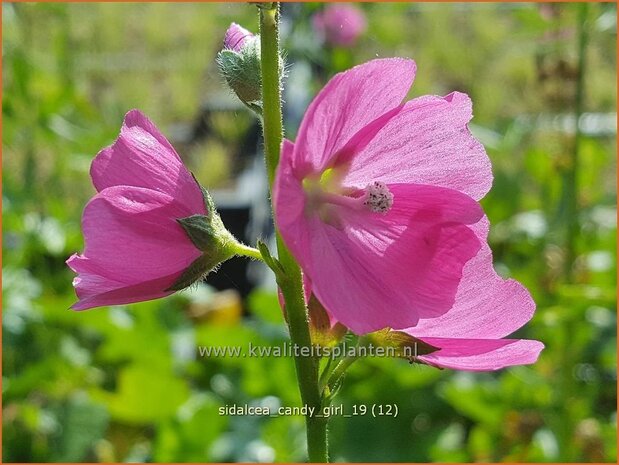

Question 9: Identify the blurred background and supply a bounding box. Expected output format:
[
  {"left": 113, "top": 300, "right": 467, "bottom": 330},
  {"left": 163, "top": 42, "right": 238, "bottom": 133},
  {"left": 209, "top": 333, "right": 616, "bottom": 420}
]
[{"left": 2, "top": 2, "right": 617, "bottom": 462}]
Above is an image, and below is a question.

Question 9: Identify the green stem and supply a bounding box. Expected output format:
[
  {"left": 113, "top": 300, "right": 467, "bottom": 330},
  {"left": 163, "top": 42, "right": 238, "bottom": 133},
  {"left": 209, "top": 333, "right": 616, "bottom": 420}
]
[
  {"left": 232, "top": 243, "right": 263, "bottom": 261},
  {"left": 259, "top": 2, "right": 283, "bottom": 187},
  {"left": 564, "top": 2, "right": 589, "bottom": 282},
  {"left": 259, "top": 3, "right": 328, "bottom": 462}
]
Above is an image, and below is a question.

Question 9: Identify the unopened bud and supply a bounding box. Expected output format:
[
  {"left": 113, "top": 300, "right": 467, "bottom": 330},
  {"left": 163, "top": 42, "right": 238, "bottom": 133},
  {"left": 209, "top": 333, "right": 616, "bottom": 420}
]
[
  {"left": 217, "top": 22, "right": 286, "bottom": 116},
  {"left": 217, "top": 23, "right": 263, "bottom": 114}
]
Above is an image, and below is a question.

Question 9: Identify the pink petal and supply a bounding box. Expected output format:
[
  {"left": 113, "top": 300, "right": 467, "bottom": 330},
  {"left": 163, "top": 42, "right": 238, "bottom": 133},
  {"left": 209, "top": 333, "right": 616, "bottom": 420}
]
[
  {"left": 273, "top": 139, "right": 314, "bottom": 259},
  {"left": 90, "top": 110, "right": 206, "bottom": 214},
  {"left": 299, "top": 275, "right": 340, "bottom": 328},
  {"left": 292, "top": 58, "right": 416, "bottom": 176},
  {"left": 343, "top": 92, "right": 492, "bottom": 201},
  {"left": 224, "top": 22, "right": 254, "bottom": 52},
  {"left": 284, "top": 183, "right": 483, "bottom": 334},
  {"left": 68, "top": 271, "right": 178, "bottom": 310},
  {"left": 334, "top": 104, "right": 405, "bottom": 167},
  {"left": 411, "top": 216, "right": 537, "bottom": 339},
  {"left": 67, "top": 185, "right": 202, "bottom": 309},
  {"left": 415, "top": 337, "right": 544, "bottom": 371}
]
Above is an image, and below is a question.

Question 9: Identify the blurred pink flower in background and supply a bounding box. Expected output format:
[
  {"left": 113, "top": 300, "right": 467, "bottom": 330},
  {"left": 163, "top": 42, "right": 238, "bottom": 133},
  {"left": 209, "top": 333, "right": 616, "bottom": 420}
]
[
  {"left": 67, "top": 110, "right": 207, "bottom": 310},
  {"left": 313, "top": 3, "right": 367, "bottom": 47},
  {"left": 223, "top": 22, "right": 255, "bottom": 52},
  {"left": 274, "top": 58, "right": 493, "bottom": 334}
]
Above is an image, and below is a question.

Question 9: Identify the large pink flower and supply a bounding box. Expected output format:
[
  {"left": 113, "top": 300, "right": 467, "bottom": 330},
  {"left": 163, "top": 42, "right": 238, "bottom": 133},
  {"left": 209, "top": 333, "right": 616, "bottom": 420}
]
[
  {"left": 67, "top": 110, "right": 208, "bottom": 310},
  {"left": 273, "top": 58, "right": 494, "bottom": 334}
]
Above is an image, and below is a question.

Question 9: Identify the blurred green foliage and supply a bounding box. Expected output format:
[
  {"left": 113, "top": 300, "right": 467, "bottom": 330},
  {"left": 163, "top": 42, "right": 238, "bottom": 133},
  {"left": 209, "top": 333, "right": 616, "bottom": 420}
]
[{"left": 2, "top": 2, "right": 617, "bottom": 462}]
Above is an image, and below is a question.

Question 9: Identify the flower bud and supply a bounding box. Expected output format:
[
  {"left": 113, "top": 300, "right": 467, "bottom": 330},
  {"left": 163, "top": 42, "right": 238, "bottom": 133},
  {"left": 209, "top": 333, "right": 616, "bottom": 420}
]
[
  {"left": 217, "top": 23, "right": 263, "bottom": 114},
  {"left": 217, "top": 22, "right": 286, "bottom": 115},
  {"left": 277, "top": 276, "right": 347, "bottom": 347}
]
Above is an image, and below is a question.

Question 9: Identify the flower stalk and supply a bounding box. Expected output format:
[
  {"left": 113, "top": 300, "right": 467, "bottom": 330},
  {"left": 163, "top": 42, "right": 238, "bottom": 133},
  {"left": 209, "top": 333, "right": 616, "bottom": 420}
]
[{"left": 258, "top": 3, "right": 328, "bottom": 462}]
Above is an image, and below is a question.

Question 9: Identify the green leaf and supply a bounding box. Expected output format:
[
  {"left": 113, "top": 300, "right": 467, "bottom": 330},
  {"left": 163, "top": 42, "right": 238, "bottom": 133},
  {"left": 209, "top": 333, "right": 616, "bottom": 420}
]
[
  {"left": 97, "top": 365, "right": 189, "bottom": 424},
  {"left": 52, "top": 397, "right": 109, "bottom": 462}
]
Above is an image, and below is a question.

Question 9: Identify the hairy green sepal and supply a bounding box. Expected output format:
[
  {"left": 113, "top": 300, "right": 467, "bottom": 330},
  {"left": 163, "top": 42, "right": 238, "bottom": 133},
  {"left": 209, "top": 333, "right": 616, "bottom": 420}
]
[
  {"left": 166, "top": 185, "right": 239, "bottom": 292},
  {"left": 216, "top": 36, "right": 286, "bottom": 116},
  {"left": 368, "top": 328, "right": 440, "bottom": 362},
  {"left": 217, "top": 41, "right": 263, "bottom": 115}
]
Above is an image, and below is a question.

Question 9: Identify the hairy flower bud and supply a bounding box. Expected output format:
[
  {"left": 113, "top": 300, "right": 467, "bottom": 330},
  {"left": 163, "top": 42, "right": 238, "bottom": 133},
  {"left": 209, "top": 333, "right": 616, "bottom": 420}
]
[
  {"left": 217, "top": 23, "right": 263, "bottom": 114},
  {"left": 367, "top": 329, "right": 439, "bottom": 362},
  {"left": 217, "top": 22, "right": 286, "bottom": 115},
  {"left": 307, "top": 294, "right": 347, "bottom": 347}
]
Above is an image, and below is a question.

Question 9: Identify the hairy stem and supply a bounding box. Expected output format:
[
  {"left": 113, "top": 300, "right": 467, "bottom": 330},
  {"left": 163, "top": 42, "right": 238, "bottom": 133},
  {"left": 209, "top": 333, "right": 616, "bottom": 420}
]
[
  {"left": 259, "top": 3, "right": 328, "bottom": 462},
  {"left": 232, "top": 243, "right": 264, "bottom": 261}
]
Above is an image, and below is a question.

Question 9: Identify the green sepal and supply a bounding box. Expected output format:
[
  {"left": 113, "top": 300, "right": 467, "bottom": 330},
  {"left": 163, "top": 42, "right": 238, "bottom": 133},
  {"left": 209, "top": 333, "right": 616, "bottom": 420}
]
[
  {"left": 167, "top": 177, "right": 241, "bottom": 292},
  {"left": 368, "top": 328, "right": 440, "bottom": 361},
  {"left": 197, "top": 180, "right": 217, "bottom": 216},
  {"left": 177, "top": 215, "right": 217, "bottom": 251},
  {"left": 165, "top": 255, "right": 212, "bottom": 292},
  {"left": 217, "top": 45, "right": 263, "bottom": 115}
]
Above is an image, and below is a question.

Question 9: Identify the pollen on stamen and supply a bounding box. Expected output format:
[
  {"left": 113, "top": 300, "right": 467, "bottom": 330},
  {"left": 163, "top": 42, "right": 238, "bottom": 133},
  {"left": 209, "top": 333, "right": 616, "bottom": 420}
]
[{"left": 363, "top": 181, "right": 394, "bottom": 213}]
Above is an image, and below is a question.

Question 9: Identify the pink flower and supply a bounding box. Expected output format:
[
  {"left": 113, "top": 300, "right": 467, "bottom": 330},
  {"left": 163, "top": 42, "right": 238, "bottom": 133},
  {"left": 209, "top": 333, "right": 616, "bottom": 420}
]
[
  {"left": 67, "top": 110, "right": 209, "bottom": 310},
  {"left": 224, "top": 22, "right": 255, "bottom": 52},
  {"left": 273, "top": 58, "right": 493, "bottom": 334},
  {"left": 313, "top": 4, "right": 367, "bottom": 47}
]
